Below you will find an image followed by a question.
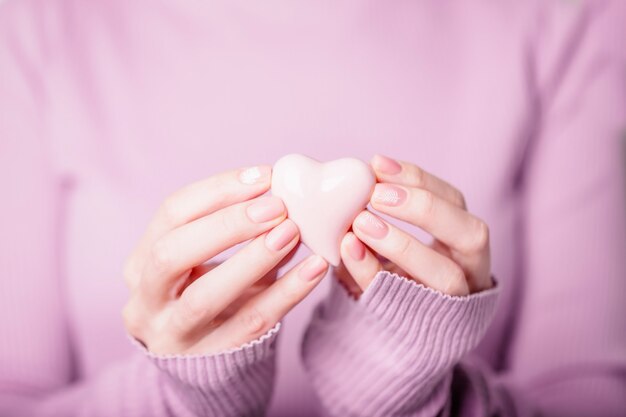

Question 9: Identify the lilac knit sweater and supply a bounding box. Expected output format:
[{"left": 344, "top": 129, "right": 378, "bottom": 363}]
[{"left": 1, "top": 0, "right": 625, "bottom": 416}]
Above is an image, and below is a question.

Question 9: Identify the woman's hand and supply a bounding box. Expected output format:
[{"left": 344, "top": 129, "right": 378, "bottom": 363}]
[
  {"left": 338, "top": 154, "right": 492, "bottom": 297},
  {"left": 122, "top": 165, "right": 329, "bottom": 355}
]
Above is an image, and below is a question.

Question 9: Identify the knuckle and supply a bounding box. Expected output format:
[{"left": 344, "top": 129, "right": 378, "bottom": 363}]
[
  {"left": 443, "top": 265, "right": 468, "bottom": 296},
  {"left": 238, "top": 307, "right": 267, "bottom": 337},
  {"left": 122, "top": 302, "right": 143, "bottom": 336},
  {"left": 393, "top": 235, "right": 414, "bottom": 259},
  {"left": 178, "top": 293, "right": 206, "bottom": 323},
  {"left": 452, "top": 190, "right": 467, "bottom": 209},
  {"left": 414, "top": 189, "right": 435, "bottom": 222},
  {"left": 207, "top": 176, "right": 229, "bottom": 205},
  {"left": 159, "top": 195, "right": 184, "bottom": 227},
  {"left": 217, "top": 209, "right": 244, "bottom": 237},
  {"left": 150, "top": 238, "right": 173, "bottom": 271},
  {"left": 474, "top": 220, "right": 490, "bottom": 248},
  {"left": 170, "top": 296, "right": 207, "bottom": 335},
  {"left": 122, "top": 256, "right": 139, "bottom": 288},
  {"left": 208, "top": 173, "right": 227, "bottom": 190},
  {"left": 278, "top": 281, "right": 301, "bottom": 302},
  {"left": 467, "top": 220, "right": 490, "bottom": 253},
  {"left": 408, "top": 165, "right": 426, "bottom": 188}
]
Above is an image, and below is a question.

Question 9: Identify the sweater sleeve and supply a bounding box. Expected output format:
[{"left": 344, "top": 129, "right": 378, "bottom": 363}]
[
  {"left": 302, "top": 271, "right": 502, "bottom": 417},
  {"left": 0, "top": 3, "right": 279, "bottom": 416},
  {"left": 301, "top": 1, "right": 626, "bottom": 416}
]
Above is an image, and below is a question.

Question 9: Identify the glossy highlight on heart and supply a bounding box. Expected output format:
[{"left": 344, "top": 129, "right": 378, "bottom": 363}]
[{"left": 270, "top": 154, "right": 376, "bottom": 266}]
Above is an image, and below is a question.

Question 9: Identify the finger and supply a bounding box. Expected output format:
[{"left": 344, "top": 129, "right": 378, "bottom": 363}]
[
  {"left": 151, "top": 165, "right": 274, "bottom": 237},
  {"left": 140, "top": 195, "right": 287, "bottom": 304},
  {"left": 333, "top": 261, "right": 364, "bottom": 298},
  {"left": 370, "top": 154, "right": 466, "bottom": 209},
  {"left": 352, "top": 210, "right": 469, "bottom": 296},
  {"left": 339, "top": 232, "right": 382, "bottom": 294},
  {"left": 204, "top": 254, "right": 329, "bottom": 351},
  {"left": 370, "top": 183, "right": 491, "bottom": 291},
  {"left": 371, "top": 183, "right": 489, "bottom": 255},
  {"left": 168, "top": 219, "right": 301, "bottom": 337},
  {"left": 124, "top": 165, "right": 272, "bottom": 289}
]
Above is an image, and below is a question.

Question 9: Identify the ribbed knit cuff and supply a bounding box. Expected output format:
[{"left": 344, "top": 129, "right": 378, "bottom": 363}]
[
  {"left": 129, "top": 322, "right": 281, "bottom": 417},
  {"left": 302, "top": 270, "right": 500, "bottom": 417}
]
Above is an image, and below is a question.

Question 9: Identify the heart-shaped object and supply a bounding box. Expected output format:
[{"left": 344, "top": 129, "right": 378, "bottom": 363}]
[{"left": 271, "top": 154, "right": 376, "bottom": 266}]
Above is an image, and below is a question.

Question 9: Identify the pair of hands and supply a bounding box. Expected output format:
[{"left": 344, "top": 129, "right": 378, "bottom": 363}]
[{"left": 122, "top": 155, "right": 492, "bottom": 355}]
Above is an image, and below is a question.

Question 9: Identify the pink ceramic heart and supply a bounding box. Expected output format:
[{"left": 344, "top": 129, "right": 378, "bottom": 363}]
[{"left": 271, "top": 154, "right": 375, "bottom": 266}]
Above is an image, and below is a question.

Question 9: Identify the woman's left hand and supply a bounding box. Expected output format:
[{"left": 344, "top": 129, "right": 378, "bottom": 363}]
[{"left": 338, "top": 154, "right": 493, "bottom": 297}]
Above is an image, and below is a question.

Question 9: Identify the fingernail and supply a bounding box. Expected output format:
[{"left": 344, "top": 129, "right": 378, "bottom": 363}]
[
  {"left": 246, "top": 197, "right": 285, "bottom": 223},
  {"left": 372, "top": 154, "right": 402, "bottom": 175},
  {"left": 298, "top": 255, "right": 328, "bottom": 281},
  {"left": 354, "top": 211, "right": 388, "bottom": 239},
  {"left": 265, "top": 220, "right": 299, "bottom": 251},
  {"left": 372, "top": 183, "right": 407, "bottom": 206},
  {"left": 346, "top": 233, "right": 366, "bottom": 261},
  {"left": 238, "top": 165, "right": 271, "bottom": 185}
]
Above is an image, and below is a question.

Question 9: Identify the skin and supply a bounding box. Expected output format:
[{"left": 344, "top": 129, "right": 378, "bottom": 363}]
[
  {"left": 122, "top": 165, "right": 329, "bottom": 355},
  {"left": 122, "top": 155, "right": 492, "bottom": 354},
  {"left": 337, "top": 154, "right": 493, "bottom": 298}
]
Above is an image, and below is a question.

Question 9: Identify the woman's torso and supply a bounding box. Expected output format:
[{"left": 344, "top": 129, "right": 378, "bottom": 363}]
[{"left": 41, "top": 1, "right": 533, "bottom": 414}]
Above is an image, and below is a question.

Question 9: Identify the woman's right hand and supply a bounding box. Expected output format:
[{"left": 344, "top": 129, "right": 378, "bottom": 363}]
[{"left": 122, "top": 165, "right": 329, "bottom": 355}]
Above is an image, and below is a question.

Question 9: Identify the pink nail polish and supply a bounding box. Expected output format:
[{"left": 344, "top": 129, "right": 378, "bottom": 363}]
[
  {"left": 372, "top": 184, "right": 407, "bottom": 206},
  {"left": 354, "top": 211, "right": 389, "bottom": 239},
  {"left": 246, "top": 197, "right": 285, "bottom": 223},
  {"left": 372, "top": 154, "right": 402, "bottom": 175},
  {"left": 346, "top": 233, "right": 366, "bottom": 261},
  {"left": 238, "top": 165, "right": 271, "bottom": 185},
  {"left": 298, "top": 255, "right": 327, "bottom": 281},
  {"left": 265, "top": 220, "right": 299, "bottom": 251}
]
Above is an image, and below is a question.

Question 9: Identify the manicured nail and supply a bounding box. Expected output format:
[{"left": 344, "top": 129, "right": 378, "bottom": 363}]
[
  {"left": 238, "top": 165, "right": 271, "bottom": 185},
  {"left": 346, "top": 233, "right": 366, "bottom": 261},
  {"left": 372, "top": 183, "right": 407, "bottom": 206},
  {"left": 265, "top": 220, "right": 299, "bottom": 251},
  {"left": 372, "top": 154, "right": 402, "bottom": 175},
  {"left": 354, "top": 211, "right": 389, "bottom": 239},
  {"left": 298, "top": 255, "right": 328, "bottom": 281},
  {"left": 246, "top": 197, "right": 285, "bottom": 223}
]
